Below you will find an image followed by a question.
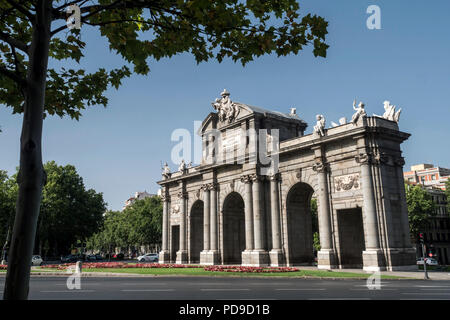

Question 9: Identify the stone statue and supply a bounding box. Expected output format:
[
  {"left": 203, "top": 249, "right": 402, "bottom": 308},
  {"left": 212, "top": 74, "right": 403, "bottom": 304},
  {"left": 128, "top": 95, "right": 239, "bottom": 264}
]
[
  {"left": 313, "top": 114, "right": 326, "bottom": 137},
  {"left": 162, "top": 162, "right": 171, "bottom": 179},
  {"left": 374, "top": 100, "right": 402, "bottom": 123},
  {"left": 212, "top": 89, "right": 240, "bottom": 123},
  {"left": 351, "top": 99, "right": 367, "bottom": 125},
  {"left": 178, "top": 159, "right": 186, "bottom": 173}
]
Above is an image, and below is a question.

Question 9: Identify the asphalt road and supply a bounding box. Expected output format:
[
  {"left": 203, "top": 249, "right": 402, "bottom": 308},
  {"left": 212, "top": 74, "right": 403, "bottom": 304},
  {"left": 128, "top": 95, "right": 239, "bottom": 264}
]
[{"left": 1, "top": 276, "right": 450, "bottom": 300}]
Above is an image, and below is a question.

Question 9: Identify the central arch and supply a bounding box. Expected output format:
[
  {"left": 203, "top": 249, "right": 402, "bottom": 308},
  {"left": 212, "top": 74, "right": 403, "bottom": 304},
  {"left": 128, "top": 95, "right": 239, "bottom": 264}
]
[
  {"left": 286, "top": 182, "right": 315, "bottom": 265},
  {"left": 222, "top": 192, "right": 245, "bottom": 264},
  {"left": 189, "top": 200, "right": 204, "bottom": 263}
]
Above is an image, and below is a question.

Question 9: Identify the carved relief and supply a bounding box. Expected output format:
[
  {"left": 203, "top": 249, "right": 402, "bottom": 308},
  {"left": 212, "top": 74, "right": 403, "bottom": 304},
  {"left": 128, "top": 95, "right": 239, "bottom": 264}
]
[{"left": 334, "top": 173, "right": 360, "bottom": 192}]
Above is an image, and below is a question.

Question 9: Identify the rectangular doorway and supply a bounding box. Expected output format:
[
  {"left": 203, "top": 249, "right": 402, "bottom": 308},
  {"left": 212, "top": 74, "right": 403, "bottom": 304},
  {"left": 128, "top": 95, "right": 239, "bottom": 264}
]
[
  {"left": 337, "top": 208, "right": 365, "bottom": 268},
  {"left": 171, "top": 225, "right": 179, "bottom": 262}
]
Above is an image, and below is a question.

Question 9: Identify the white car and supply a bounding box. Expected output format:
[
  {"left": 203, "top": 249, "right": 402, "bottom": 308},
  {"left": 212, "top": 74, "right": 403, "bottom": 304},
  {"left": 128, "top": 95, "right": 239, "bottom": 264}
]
[
  {"left": 417, "top": 257, "right": 438, "bottom": 266},
  {"left": 137, "top": 253, "right": 159, "bottom": 263},
  {"left": 31, "top": 255, "right": 43, "bottom": 266}
]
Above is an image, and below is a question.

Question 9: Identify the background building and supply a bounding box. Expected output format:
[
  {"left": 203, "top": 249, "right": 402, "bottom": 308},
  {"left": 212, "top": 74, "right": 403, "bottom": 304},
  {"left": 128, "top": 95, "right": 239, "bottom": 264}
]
[
  {"left": 122, "top": 191, "right": 155, "bottom": 211},
  {"left": 404, "top": 164, "right": 450, "bottom": 265},
  {"left": 404, "top": 164, "right": 450, "bottom": 190}
]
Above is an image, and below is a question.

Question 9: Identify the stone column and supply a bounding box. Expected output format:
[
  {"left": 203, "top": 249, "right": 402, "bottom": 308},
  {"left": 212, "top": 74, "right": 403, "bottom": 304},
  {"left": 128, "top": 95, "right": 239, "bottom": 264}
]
[
  {"left": 269, "top": 173, "right": 284, "bottom": 266},
  {"left": 176, "top": 191, "right": 188, "bottom": 264},
  {"left": 241, "top": 175, "right": 254, "bottom": 265},
  {"left": 251, "top": 175, "right": 269, "bottom": 266},
  {"left": 313, "top": 159, "right": 336, "bottom": 269},
  {"left": 200, "top": 184, "right": 210, "bottom": 264},
  {"left": 208, "top": 183, "right": 220, "bottom": 264},
  {"left": 159, "top": 193, "right": 170, "bottom": 263},
  {"left": 356, "top": 152, "right": 385, "bottom": 271}
]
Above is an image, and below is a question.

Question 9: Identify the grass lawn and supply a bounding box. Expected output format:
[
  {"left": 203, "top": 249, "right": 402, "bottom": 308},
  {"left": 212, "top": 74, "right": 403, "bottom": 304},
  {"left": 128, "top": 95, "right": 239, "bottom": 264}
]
[
  {"left": 73, "top": 267, "right": 404, "bottom": 279},
  {"left": 1, "top": 266, "right": 408, "bottom": 279}
]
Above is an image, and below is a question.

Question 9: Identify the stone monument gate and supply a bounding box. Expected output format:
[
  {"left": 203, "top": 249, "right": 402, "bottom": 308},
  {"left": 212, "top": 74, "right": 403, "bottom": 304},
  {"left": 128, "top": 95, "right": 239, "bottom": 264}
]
[{"left": 158, "top": 90, "right": 416, "bottom": 271}]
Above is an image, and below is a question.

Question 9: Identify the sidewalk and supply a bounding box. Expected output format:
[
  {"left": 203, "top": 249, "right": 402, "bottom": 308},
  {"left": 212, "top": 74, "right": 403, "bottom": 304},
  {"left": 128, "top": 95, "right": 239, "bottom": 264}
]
[{"left": 299, "top": 266, "right": 450, "bottom": 280}]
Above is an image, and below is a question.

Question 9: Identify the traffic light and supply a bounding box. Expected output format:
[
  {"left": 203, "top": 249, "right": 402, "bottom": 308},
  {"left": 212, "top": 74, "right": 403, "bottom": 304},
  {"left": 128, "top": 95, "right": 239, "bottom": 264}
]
[{"left": 419, "top": 233, "right": 424, "bottom": 243}]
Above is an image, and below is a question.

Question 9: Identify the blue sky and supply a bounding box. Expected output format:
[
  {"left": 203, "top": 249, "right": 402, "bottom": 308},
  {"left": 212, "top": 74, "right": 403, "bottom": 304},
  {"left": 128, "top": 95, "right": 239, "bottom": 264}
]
[{"left": 1, "top": 0, "right": 449, "bottom": 211}]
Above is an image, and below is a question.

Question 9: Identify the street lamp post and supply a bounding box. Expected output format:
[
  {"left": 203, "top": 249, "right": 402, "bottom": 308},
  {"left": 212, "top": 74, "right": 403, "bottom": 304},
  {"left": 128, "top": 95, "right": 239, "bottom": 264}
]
[{"left": 420, "top": 233, "right": 429, "bottom": 280}]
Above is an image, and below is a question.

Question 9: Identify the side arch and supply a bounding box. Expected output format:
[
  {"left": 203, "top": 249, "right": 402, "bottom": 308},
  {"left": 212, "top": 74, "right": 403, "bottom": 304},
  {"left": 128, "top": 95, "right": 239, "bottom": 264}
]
[
  {"left": 189, "top": 199, "right": 204, "bottom": 263},
  {"left": 284, "top": 181, "right": 316, "bottom": 265}
]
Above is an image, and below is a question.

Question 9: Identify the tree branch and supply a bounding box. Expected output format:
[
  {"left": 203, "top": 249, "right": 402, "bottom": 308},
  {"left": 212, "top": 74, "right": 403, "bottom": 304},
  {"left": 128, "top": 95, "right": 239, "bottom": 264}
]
[
  {"left": 0, "top": 65, "right": 27, "bottom": 87},
  {"left": 0, "top": 32, "right": 29, "bottom": 54},
  {"left": 5, "top": 0, "right": 35, "bottom": 23}
]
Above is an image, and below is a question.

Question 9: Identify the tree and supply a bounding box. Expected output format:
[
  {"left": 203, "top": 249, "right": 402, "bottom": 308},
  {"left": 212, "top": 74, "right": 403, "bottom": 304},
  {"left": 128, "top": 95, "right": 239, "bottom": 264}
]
[
  {"left": 37, "top": 161, "right": 106, "bottom": 257},
  {"left": 0, "top": 163, "right": 106, "bottom": 259},
  {"left": 1, "top": 0, "right": 328, "bottom": 299},
  {"left": 0, "top": 170, "right": 17, "bottom": 262},
  {"left": 87, "top": 196, "right": 162, "bottom": 255},
  {"left": 405, "top": 183, "right": 436, "bottom": 241}
]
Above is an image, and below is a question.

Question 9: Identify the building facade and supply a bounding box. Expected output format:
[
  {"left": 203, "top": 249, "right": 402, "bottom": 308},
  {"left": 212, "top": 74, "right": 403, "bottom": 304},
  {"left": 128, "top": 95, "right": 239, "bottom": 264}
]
[
  {"left": 158, "top": 91, "right": 416, "bottom": 271},
  {"left": 404, "top": 164, "right": 450, "bottom": 191}
]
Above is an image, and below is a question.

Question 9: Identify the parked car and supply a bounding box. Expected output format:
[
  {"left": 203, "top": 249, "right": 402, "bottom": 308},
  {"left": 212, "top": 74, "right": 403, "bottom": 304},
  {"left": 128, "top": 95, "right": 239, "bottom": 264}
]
[
  {"left": 31, "top": 255, "right": 43, "bottom": 266},
  {"left": 112, "top": 253, "right": 124, "bottom": 260},
  {"left": 61, "top": 254, "right": 78, "bottom": 263},
  {"left": 94, "top": 254, "right": 103, "bottom": 261},
  {"left": 86, "top": 254, "right": 97, "bottom": 261},
  {"left": 137, "top": 253, "right": 159, "bottom": 263},
  {"left": 417, "top": 257, "right": 439, "bottom": 266}
]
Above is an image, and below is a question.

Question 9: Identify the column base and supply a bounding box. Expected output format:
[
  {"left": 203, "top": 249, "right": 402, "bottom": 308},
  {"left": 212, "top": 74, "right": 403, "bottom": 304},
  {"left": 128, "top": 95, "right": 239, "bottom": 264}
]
[
  {"left": 363, "top": 249, "right": 386, "bottom": 272},
  {"left": 269, "top": 249, "right": 285, "bottom": 267},
  {"left": 317, "top": 249, "right": 337, "bottom": 270},
  {"left": 199, "top": 250, "right": 220, "bottom": 265},
  {"left": 176, "top": 250, "right": 188, "bottom": 264},
  {"left": 200, "top": 250, "right": 210, "bottom": 265},
  {"left": 158, "top": 250, "right": 170, "bottom": 264},
  {"left": 242, "top": 250, "right": 269, "bottom": 266},
  {"left": 241, "top": 250, "right": 253, "bottom": 266},
  {"left": 385, "top": 247, "right": 417, "bottom": 271}
]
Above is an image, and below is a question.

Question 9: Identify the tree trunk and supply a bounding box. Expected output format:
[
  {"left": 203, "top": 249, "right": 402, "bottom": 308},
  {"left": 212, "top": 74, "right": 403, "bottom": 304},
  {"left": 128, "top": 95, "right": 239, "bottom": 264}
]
[{"left": 3, "top": 0, "right": 51, "bottom": 300}]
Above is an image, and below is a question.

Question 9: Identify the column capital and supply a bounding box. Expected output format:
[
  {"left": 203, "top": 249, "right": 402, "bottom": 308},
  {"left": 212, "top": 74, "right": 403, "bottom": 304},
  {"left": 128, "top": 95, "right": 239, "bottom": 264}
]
[
  {"left": 373, "top": 150, "right": 389, "bottom": 165},
  {"left": 355, "top": 152, "right": 373, "bottom": 165},
  {"left": 201, "top": 183, "right": 210, "bottom": 191},
  {"left": 250, "top": 174, "right": 263, "bottom": 183},
  {"left": 393, "top": 156, "right": 405, "bottom": 167},
  {"left": 207, "top": 182, "right": 219, "bottom": 191},
  {"left": 269, "top": 172, "right": 280, "bottom": 181},
  {"left": 312, "top": 159, "right": 328, "bottom": 173},
  {"left": 177, "top": 191, "right": 188, "bottom": 199},
  {"left": 160, "top": 194, "right": 171, "bottom": 202},
  {"left": 240, "top": 174, "right": 253, "bottom": 184}
]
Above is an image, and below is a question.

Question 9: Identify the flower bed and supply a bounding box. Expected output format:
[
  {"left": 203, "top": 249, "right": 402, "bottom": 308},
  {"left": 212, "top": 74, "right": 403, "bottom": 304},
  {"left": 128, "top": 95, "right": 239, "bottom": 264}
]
[
  {"left": 40, "top": 262, "right": 299, "bottom": 273},
  {"left": 41, "top": 262, "right": 202, "bottom": 270},
  {"left": 0, "top": 264, "right": 7, "bottom": 270},
  {"left": 203, "top": 266, "right": 300, "bottom": 273}
]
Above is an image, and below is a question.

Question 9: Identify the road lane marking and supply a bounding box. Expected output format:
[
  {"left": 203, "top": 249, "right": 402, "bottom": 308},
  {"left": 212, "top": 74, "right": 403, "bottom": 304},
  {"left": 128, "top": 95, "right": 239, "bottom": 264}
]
[
  {"left": 349, "top": 288, "right": 397, "bottom": 291},
  {"left": 121, "top": 289, "right": 175, "bottom": 292},
  {"left": 420, "top": 288, "right": 450, "bottom": 291},
  {"left": 275, "top": 288, "right": 326, "bottom": 291},
  {"left": 40, "top": 290, "right": 95, "bottom": 293},
  {"left": 121, "top": 282, "right": 168, "bottom": 285},
  {"left": 401, "top": 292, "right": 450, "bottom": 295},
  {"left": 415, "top": 285, "right": 450, "bottom": 288},
  {"left": 200, "top": 289, "right": 250, "bottom": 291},
  {"left": 310, "top": 298, "right": 371, "bottom": 300}
]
